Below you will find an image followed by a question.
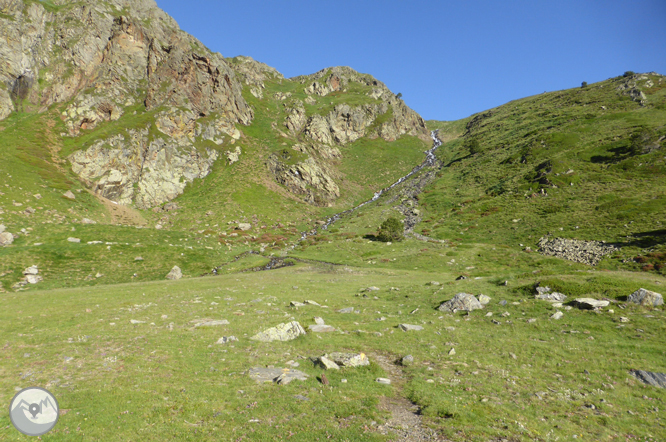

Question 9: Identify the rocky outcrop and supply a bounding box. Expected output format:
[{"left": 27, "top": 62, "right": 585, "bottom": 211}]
[
  {"left": 267, "top": 155, "right": 340, "bottom": 206},
  {"left": 227, "top": 56, "right": 283, "bottom": 99},
  {"left": 437, "top": 293, "right": 484, "bottom": 313},
  {"left": 294, "top": 66, "right": 429, "bottom": 143},
  {"left": 69, "top": 125, "right": 218, "bottom": 208},
  {"left": 1, "top": 0, "right": 252, "bottom": 207},
  {"left": 628, "top": 288, "right": 663, "bottom": 307},
  {"left": 537, "top": 236, "right": 619, "bottom": 266}
]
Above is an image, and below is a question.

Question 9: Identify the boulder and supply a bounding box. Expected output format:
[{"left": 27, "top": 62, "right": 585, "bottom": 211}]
[
  {"left": 23, "top": 266, "right": 39, "bottom": 276},
  {"left": 630, "top": 370, "right": 666, "bottom": 389},
  {"left": 249, "top": 367, "right": 308, "bottom": 383},
  {"left": 238, "top": 223, "right": 252, "bottom": 231},
  {"left": 166, "top": 266, "right": 182, "bottom": 280},
  {"left": 478, "top": 294, "right": 491, "bottom": 305},
  {"left": 399, "top": 324, "right": 423, "bottom": 331},
  {"left": 215, "top": 336, "right": 238, "bottom": 345},
  {"left": 0, "top": 232, "right": 15, "bottom": 246},
  {"left": 63, "top": 191, "right": 76, "bottom": 200},
  {"left": 437, "top": 293, "right": 483, "bottom": 313},
  {"left": 574, "top": 298, "right": 610, "bottom": 310},
  {"left": 250, "top": 321, "right": 306, "bottom": 342},
  {"left": 308, "top": 324, "right": 335, "bottom": 333},
  {"left": 327, "top": 352, "right": 369, "bottom": 367},
  {"left": 628, "top": 288, "right": 663, "bottom": 307},
  {"left": 316, "top": 356, "right": 340, "bottom": 370},
  {"left": 550, "top": 311, "right": 564, "bottom": 320},
  {"left": 67, "top": 237, "right": 81, "bottom": 243}
]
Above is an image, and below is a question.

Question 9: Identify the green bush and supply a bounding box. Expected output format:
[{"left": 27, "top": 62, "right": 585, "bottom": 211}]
[
  {"left": 581, "top": 81, "right": 588, "bottom": 88},
  {"left": 623, "top": 71, "right": 635, "bottom": 77},
  {"left": 463, "top": 137, "right": 481, "bottom": 155},
  {"left": 377, "top": 217, "right": 404, "bottom": 242}
]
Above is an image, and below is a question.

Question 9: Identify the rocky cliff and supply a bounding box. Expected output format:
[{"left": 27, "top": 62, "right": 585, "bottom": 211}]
[{"left": 0, "top": 0, "right": 252, "bottom": 207}]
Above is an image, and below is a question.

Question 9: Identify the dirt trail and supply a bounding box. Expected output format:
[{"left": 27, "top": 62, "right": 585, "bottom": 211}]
[{"left": 370, "top": 353, "right": 445, "bottom": 441}]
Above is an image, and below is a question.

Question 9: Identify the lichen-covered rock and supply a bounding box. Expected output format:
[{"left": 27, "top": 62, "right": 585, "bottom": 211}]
[
  {"left": 628, "top": 288, "right": 663, "bottom": 307},
  {"left": 326, "top": 352, "right": 369, "bottom": 367},
  {"left": 165, "top": 265, "right": 182, "bottom": 280},
  {"left": 250, "top": 321, "right": 306, "bottom": 342},
  {"left": 437, "top": 293, "right": 484, "bottom": 313}
]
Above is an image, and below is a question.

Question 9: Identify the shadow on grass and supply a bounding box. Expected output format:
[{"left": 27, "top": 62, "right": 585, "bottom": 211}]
[{"left": 610, "top": 229, "right": 666, "bottom": 248}]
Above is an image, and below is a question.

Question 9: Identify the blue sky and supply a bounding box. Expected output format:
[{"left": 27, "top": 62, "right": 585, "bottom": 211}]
[{"left": 155, "top": 0, "right": 666, "bottom": 121}]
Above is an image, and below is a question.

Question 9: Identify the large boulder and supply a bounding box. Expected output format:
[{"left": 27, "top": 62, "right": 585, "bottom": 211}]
[
  {"left": 250, "top": 321, "right": 306, "bottom": 342},
  {"left": 437, "top": 293, "right": 483, "bottom": 313},
  {"left": 573, "top": 298, "right": 610, "bottom": 310},
  {"left": 165, "top": 265, "right": 182, "bottom": 280},
  {"left": 628, "top": 288, "right": 663, "bottom": 307}
]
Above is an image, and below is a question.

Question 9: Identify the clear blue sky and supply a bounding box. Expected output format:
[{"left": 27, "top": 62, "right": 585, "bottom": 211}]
[{"left": 154, "top": 0, "right": 666, "bottom": 121}]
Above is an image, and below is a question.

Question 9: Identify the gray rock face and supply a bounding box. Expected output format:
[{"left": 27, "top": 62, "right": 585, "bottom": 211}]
[
  {"left": 0, "top": 0, "right": 252, "bottom": 208},
  {"left": 250, "top": 321, "right": 306, "bottom": 342},
  {"left": 249, "top": 367, "right": 309, "bottom": 384},
  {"left": 326, "top": 352, "right": 369, "bottom": 367},
  {"left": 537, "top": 237, "right": 619, "bottom": 266},
  {"left": 630, "top": 370, "right": 666, "bottom": 388},
  {"left": 574, "top": 298, "right": 610, "bottom": 310},
  {"left": 628, "top": 288, "right": 663, "bottom": 307},
  {"left": 165, "top": 265, "right": 182, "bottom": 280},
  {"left": 437, "top": 293, "right": 483, "bottom": 313}
]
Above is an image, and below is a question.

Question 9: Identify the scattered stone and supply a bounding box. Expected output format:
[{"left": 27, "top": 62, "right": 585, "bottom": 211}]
[
  {"left": 448, "top": 348, "right": 456, "bottom": 356},
  {"left": 427, "top": 281, "right": 440, "bottom": 286},
  {"left": 337, "top": 307, "right": 354, "bottom": 313},
  {"left": 527, "top": 318, "right": 537, "bottom": 323},
  {"left": 249, "top": 367, "right": 308, "bottom": 384},
  {"left": 216, "top": 336, "right": 238, "bottom": 344},
  {"left": 366, "top": 286, "right": 380, "bottom": 292},
  {"left": 81, "top": 218, "right": 96, "bottom": 224},
  {"left": 304, "top": 300, "right": 321, "bottom": 306},
  {"left": 134, "top": 256, "right": 144, "bottom": 261},
  {"left": 327, "top": 352, "right": 369, "bottom": 367},
  {"left": 535, "top": 285, "right": 567, "bottom": 302},
  {"left": 316, "top": 356, "right": 340, "bottom": 370},
  {"left": 376, "top": 378, "right": 391, "bottom": 385},
  {"left": 478, "top": 294, "right": 491, "bottom": 305},
  {"left": 628, "top": 288, "right": 663, "bottom": 307},
  {"left": 537, "top": 236, "right": 619, "bottom": 266},
  {"left": 166, "top": 265, "right": 182, "bottom": 280},
  {"left": 194, "top": 319, "right": 230, "bottom": 327},
  {"left": 286, "top": 360, "right": 299, "bottom": 368},
  {"left": 574, "top": 298, "right": 610, "bottom": 310},
  {"left": 250, "top": 321, "right": 306, "bottom": 342},
  {"left": 130, "top": 320, "right": 145, "bottom": 324},
  {"left": 401, "top": 355, "right": 414, "bottom": 366},
  {"left": 308, "top": 324, "right": 335, "bottom": 333},
  {"left": 294, "top": 395, "right": 309, "bottom": 401},
  {"left": 499, "top": 300, "right": 507, "bottom": 306},
  {"left": 398, "top": 324, "right": 423, "bottom": 331},
  {"left": 63, "top": 190, "right": 76, "bottom": 200},
  {"left": 437, "top": 293, "right": 483, "bottom": 313},
  {"left": 314, "top": 317, "right": 325, "bottom": 325},
  {"left": 551, "top": 311, "right": 564, "bottom": 320},
  {"left": 509, "top": 353, "right": 517, "bottom": 360},
  {"left": 619, "top": 317, "right": 630, "bottom": 323},
  {"left": 485, "top": 312, "right": 493, "bottom": 317},
  {"left": 630, "top": 370, "right": 666, "bottom": 389},
  {"left": 0, "top": 231, "right": 13, "bottom": 246},
  {"left": 237, "top": 223, "right": 252, "bottom": 231},
  {"left": 455, "top": 275, "right": 467, "bottom": 281},
  {"left": 290, "top": 301, "right": 306, "bottom": 307},
  {"left": 67, "top": 237, "right": 81, "bottom": 243},
  {"left": 341, "top": 379, "right": 347, "bottom": 383}
]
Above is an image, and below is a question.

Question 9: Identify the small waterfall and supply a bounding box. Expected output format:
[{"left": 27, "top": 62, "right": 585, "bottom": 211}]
[{"left": 295, "top": 130, "right": 443, "bottom": 244}]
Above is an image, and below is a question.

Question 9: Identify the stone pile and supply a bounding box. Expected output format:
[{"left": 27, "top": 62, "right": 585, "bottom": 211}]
[{"left": 537, "top": 236, "right": 619, "bottom": 265}]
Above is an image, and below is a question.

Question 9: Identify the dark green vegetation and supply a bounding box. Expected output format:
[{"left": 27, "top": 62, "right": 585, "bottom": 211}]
[
  {"left": 1, "top": 71, "right": 665, "bottom": 441},
  {"left": 377, "top": 217, "right": 404, "bottom": 242}
]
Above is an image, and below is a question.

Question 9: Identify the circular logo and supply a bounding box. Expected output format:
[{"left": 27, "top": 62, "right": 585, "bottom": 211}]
[{"left": 9, "top": 387, "right": 59, "bottom": 436}]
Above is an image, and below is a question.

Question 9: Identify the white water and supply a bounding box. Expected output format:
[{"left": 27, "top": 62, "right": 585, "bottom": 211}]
[{"left": 294, "top": 130, "right": 443, "bottom": 244}]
